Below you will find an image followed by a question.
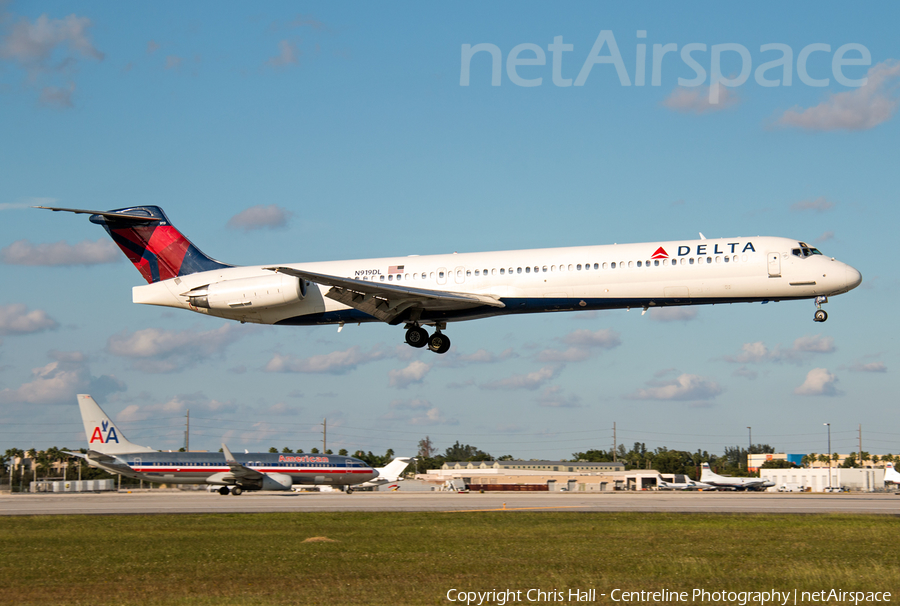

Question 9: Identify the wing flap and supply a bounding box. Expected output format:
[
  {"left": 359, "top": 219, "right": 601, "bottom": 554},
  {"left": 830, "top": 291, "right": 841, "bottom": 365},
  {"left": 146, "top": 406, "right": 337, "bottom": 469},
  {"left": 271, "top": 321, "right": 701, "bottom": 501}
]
[{"left": 265, "top": 266, "right": 504, "bottom": 324}]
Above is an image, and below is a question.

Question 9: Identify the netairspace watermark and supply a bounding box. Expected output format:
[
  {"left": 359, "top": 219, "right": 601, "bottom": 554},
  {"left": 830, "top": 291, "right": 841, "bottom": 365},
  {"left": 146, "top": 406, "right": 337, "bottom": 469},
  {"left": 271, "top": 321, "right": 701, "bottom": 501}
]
[
  {"left": 445, "top": 587, "right": 892, "bottom": 605},
  {"left": 460, "top": 30, "right": 872, "bottom": 103}
]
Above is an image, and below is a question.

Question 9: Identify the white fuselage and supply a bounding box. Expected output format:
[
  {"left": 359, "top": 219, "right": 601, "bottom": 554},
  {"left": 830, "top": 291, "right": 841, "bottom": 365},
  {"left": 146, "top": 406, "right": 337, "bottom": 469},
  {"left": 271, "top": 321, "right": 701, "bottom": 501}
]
[{"left": 131, "top": 236, "right": 862, "bottom": 326}]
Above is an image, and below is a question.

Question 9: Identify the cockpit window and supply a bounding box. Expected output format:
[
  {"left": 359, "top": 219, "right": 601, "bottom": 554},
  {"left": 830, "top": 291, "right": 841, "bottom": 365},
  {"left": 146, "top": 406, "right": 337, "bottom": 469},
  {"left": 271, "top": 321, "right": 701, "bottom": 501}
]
[{"left": 793, "top": 242, "right": 823, "bottom": 258}]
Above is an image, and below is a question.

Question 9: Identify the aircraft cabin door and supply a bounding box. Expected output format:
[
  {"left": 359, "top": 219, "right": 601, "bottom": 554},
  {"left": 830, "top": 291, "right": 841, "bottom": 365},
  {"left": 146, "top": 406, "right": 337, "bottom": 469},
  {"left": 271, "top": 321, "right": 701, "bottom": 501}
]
[{"left": 767, "top": 252, "right": 781, "bottom": 277}]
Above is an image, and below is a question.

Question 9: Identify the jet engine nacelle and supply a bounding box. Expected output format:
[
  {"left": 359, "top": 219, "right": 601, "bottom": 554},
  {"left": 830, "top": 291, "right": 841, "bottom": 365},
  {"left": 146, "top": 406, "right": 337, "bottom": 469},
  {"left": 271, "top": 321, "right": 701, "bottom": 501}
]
[
  {"left": 186, "top": 274, "right": 307, "bottom": 310},
  {"left": 261, "top": 472, "right": 293, "bottom": 491}
]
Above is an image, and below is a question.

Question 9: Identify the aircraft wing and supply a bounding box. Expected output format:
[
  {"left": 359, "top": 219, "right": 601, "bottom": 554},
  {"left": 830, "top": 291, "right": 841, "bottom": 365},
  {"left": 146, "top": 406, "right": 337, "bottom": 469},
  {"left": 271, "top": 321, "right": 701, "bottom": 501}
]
[
  {"left": 221, "top": 443, "right": 265, "bottom": 482},
  {"left": 265, "top": 267, "right": 505, "bottom": 324}
]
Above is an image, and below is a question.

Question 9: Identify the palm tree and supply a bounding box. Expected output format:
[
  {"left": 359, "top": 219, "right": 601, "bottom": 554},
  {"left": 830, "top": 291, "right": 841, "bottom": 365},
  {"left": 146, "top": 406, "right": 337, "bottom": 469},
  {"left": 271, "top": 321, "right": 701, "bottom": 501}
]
[
  {"left": 817, "top": 453, "right": 830, "bottom": 467},
  {"left": 25, "top": 448, "right": 38, "bottom": 484},
  {"left": 806, "top": 453, "right": 818, "bottom": 468},
  {"left": 859, "top": 451, "right": 871, "bottom": 468},
  {"left": 4, "top": 448, "right": 23, "bottom": 491}
]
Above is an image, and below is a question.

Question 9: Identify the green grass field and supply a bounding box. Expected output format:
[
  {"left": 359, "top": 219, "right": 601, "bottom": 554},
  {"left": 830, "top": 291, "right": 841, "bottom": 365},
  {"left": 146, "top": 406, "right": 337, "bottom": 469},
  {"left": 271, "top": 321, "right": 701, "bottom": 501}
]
[{"left": 1, "top": 513, "right": 897, "bottom": 605}]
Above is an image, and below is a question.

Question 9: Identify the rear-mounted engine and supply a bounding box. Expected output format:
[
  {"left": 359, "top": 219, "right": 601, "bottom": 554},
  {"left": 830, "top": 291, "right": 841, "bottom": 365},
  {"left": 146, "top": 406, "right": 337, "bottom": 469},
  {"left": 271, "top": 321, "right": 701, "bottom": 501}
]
[{"left": 185, "top": 274, "right": 307, "bottom": 310}]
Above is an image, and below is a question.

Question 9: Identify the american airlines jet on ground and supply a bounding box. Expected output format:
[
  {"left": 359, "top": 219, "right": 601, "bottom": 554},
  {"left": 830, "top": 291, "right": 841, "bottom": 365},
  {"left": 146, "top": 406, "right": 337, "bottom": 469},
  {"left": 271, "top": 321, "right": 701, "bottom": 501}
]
[
  {"left": 39, "top": 206, "right": 862, "bottom": 354},
  {"left": 70, "top": 395, "right": 378, "bottom": 494}
]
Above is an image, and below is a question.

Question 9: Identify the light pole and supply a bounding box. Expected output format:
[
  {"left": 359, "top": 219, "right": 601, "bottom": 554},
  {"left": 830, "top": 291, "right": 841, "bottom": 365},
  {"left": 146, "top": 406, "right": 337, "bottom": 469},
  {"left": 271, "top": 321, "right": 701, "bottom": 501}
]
[
  {"left": 824, "top": 423, "right": 831, "bottom": 489},
  {"left": 747, "top": 427, "right": 752, "bottom": 471}
]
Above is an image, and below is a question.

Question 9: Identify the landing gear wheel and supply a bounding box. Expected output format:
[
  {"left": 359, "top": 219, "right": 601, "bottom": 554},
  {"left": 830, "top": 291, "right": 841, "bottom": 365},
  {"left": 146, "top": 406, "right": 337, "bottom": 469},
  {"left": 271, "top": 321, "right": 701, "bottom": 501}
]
[
  {"left": 814, "top": 309, "right": 828, "bottom": 322},
  {"left": 218, "top": 486, "right": 230, "bottom": 496},
  {"left": 427, "top": 332, "right": 451, "bottom": 354},
  {"left": 405, "top": 326, "right": 428, "bottom": 348},
  {"left": 346, "top": 488, "right": 353, "bottom": 494},
  {"left": 231, "top": 486, "right": 242, "bottom": 496}
]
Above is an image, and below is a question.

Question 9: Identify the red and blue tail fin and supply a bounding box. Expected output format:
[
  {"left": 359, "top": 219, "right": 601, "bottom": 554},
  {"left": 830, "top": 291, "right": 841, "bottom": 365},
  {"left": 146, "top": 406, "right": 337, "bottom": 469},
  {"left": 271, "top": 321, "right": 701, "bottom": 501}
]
[
  {"left": 89, "top": 206, "right": 230, "bottom": 283},
  {"left": 38, "top": 205, "right": 230, "bottom": 283}
]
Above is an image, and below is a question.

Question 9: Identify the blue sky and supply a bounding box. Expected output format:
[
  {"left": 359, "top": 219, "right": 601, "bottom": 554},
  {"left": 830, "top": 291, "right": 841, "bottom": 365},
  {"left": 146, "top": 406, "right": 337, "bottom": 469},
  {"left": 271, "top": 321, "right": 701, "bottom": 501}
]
[{"left": 1, "top": 2, "right": 898, "bottom": 460}]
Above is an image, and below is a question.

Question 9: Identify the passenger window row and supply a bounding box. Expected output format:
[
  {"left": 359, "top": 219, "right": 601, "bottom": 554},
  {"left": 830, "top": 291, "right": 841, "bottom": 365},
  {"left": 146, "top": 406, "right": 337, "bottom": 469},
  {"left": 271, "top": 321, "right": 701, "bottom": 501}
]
[{"left": 353, "top": 255, "right": 746, "bottom": 282}]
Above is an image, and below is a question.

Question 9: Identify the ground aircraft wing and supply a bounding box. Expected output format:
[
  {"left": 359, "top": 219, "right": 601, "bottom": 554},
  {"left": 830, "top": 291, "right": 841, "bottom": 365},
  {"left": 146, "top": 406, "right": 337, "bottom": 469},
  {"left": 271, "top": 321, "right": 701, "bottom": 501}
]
[
  {"left": 265, "top": 267, "right": 505, "bottom": 324},
  {"left": 221, "top": 443, "right": 265, "bottom": 482}
]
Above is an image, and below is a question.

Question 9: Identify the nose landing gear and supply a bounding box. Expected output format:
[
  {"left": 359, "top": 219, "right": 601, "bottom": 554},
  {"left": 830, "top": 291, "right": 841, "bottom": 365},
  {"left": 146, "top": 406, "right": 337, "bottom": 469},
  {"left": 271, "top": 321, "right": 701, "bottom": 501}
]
[
  {"left": 404, "top": 323, "right": 451, "bottom": 354},
  {"left": 813, "top": 296, "right": 828, "bottom": 322}
]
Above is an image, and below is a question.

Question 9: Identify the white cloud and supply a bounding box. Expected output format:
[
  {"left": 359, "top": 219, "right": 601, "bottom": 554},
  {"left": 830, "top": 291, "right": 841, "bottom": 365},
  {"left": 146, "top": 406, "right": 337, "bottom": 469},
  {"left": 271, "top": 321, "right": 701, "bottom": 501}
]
[
  {"left": 0, "top": 13, "right": 104, "bottom": 69},
  {"left": 390, "top": 398, "right": 432, "bottom": 410},
  {"left": 628, "top": 373, "right": 723, "bottom": 401},
  {"left": 388, "top": 361, "right": 430, "bottom": 389},
  {"left": 117, "top": 392, "right": 237, "bottom": 423},
  {"left": 794, "top": 368, "right": 840, "bottom": 396},
  {"left": 849, "top": 361, "right": 886, "bottom": 373},
  {"left": 0, "top": 304, "right": 58, "bottom": 335},
  {"left": 0, "top": 11, "right": 104, "bottom": 107},
  {"left": 107, "top": 325, "right": 245, "bottom": 373},
  {"left": 268, "top": 40, "right": 299, "bottom": 68},
  {"left": 409, "top": 407, "right": 458, "bottom": 426},
  {"left": 793, "top": 334, "right": 836, "bottom": 354},
  {"left": 537, "top": 347, "right": 591, "bottom": 363},
  {"left": 777, "top": 60, "right": 900, "bottom": 131},
  {"left": 0, "top": 350, "right": 124, "bottom": 406},
  {"left": 39, "top": 82, "right": 75, "bottom": 108},
  {"left": 723, "top": 334, "right": 834, "bottom": 365},
  {"left": 454, "top": 348, "right": 518, "bottom": 365},
  {"left": 481, "top": 366, "right": 559, "bottom": 391},
  {"left": 662, "top": 84, "right": 739, "bottom": 113},
  {"left": 536, "top": 385, "right": 581, "bottom": 408},
  {"left": 264, "top": 346, "right": 389, "bottom": 374},
  {"left": 538, "top": 329, "right": 620, "bottom": 362},
  {"left": 733, "top": 366, "right": 758, "bottom": 380},
  {"left": 227, "top": 204, "right": 292, "bottom": 231},
  {"left": 266, "top": 402, "right": 303, "bottom": 416},
  {"left": 2, "top": 238, "right": 119, "bottom": 266},
  {"left": 649, "top": 307, "right": 698, "bottom": 322},
  {"left": 562, "top": 328, "right": 621, "bottom": 349},
  {"left": 791, "top": 197, "right": 835, "bottom": 213}
]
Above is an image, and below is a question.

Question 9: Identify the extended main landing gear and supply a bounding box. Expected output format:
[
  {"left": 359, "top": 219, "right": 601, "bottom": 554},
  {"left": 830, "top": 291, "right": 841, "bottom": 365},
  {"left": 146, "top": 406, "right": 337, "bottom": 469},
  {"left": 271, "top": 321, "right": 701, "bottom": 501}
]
[
  {"left": 217, "top": 486, "right": 243, "bottom": 496},
  {"left": 404, "top": 323, "right": 451, "bottom": 354},
  {"left": 813, "top": 296, "right": 828, "bottom": 323}
]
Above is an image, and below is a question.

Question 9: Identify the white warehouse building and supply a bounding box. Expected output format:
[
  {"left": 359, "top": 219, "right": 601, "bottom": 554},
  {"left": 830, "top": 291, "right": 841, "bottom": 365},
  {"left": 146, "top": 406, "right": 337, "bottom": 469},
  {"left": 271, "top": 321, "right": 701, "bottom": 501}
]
[{"left": 760, "top": 467, "right": 884, "bottom": 492}]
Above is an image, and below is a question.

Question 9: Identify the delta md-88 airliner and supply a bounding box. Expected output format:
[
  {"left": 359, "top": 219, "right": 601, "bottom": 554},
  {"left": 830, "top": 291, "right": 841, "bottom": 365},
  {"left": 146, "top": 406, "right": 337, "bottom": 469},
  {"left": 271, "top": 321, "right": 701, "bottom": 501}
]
[{"left": 40, "top": 206, "right": 862, "bottom": 354}]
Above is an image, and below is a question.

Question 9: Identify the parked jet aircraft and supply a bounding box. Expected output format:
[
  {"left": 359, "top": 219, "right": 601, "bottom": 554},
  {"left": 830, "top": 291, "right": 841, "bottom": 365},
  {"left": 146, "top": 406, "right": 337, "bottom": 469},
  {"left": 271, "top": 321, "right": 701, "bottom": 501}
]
[
  {"left": 883, "top": 463, "right": 900, "bottom": 485},
  {"left": 656, "top": 474, "right": 714, "bottom": 491},
  {"left": 700, "top": 462, "right": 775, "bottom": 491},
  {"left": 39, "top": 205, "right": 862, "bottom": 354},
  {"left": 357, "top": 457, "right": 415, "bottom": 489},
  {"left": 69, "top": 394, "right": 377, "bottom": 494}
]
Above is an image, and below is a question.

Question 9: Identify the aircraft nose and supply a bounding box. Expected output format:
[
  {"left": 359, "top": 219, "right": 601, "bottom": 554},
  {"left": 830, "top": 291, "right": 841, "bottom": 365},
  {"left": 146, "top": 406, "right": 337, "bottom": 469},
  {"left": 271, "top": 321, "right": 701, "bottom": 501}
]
[{"left": 845, "top": 265, "right": 862, "bottom": 291}]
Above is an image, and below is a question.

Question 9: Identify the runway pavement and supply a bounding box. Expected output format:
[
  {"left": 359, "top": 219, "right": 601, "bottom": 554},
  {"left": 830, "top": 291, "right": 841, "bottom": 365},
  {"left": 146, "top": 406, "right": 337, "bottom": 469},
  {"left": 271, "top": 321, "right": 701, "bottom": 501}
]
[{"left": 2, "top": 490, "right": 899, "bottom": 516}]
